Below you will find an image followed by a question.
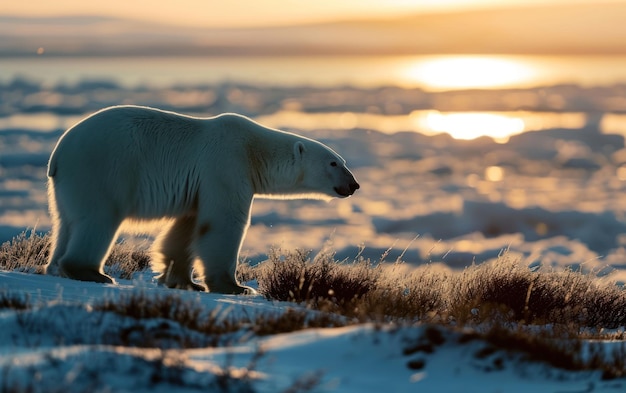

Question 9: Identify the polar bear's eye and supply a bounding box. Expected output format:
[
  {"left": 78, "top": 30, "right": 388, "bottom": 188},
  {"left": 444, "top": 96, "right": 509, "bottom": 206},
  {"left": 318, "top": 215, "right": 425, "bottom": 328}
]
[{"left": 330, "top": 161, "right": 338, "bottom": 167}]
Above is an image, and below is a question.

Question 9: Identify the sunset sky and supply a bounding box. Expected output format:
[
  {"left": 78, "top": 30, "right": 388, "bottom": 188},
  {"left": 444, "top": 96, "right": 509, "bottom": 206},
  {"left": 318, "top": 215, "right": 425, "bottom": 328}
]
[{"left": 3, "top": 0, "right": 624, "bottom": 27}]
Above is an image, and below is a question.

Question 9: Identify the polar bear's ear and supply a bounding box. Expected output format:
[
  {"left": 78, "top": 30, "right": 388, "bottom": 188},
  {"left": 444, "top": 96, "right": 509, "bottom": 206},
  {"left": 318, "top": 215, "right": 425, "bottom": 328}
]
[{"left": 294, "top": 141, "right": 306, "bottom": 161}]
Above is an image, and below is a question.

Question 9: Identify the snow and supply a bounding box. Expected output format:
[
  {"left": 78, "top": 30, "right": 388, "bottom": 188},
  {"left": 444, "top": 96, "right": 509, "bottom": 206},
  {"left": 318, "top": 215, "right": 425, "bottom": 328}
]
[
  {"left": 1, "top": 271, "right": 626, "bottom": 392},
  {"left": 3, "top": 62, "right": 626, "bottom": 391}
]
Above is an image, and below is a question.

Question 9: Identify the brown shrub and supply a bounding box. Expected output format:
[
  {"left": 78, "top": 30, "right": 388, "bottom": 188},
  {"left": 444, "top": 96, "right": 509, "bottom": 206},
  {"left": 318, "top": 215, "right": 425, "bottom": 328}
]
[{"left": 0, "top": 231, "right": 150, "bottom": 279}]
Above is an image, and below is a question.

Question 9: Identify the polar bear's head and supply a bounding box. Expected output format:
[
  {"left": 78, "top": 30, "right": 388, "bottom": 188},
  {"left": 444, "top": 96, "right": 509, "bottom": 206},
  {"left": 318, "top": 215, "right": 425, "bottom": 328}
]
[{"left": 292, "top": 139, "right": 360, "bottom": 200}]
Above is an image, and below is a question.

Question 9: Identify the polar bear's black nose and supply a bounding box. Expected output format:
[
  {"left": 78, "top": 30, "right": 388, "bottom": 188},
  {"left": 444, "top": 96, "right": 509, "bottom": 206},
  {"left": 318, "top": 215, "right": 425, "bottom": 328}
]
[{"left": 334, "top": 180, "right": 360, "bottom": 197}]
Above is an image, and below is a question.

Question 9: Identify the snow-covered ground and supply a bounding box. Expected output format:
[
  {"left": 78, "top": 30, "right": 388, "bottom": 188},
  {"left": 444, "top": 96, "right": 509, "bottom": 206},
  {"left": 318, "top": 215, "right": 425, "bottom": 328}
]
[
  {"left": 2, "top": 270, "right": 625, "bottom": 392},
  {"left": 3, "top": 74, "right": 626, "bottom": 391}
]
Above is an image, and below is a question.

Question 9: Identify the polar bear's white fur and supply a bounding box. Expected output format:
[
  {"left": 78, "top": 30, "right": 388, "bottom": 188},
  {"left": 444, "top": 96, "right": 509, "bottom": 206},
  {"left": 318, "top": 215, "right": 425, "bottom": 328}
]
[{"left": 44, "top": 105, "right": 359, "bottom": 294}]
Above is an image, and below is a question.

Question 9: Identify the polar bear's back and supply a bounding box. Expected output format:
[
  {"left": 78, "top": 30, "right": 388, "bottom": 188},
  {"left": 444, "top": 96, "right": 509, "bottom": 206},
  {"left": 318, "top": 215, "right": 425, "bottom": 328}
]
[
  {"left": 50, "top": 106, "right": 204, "bottom": 164},
  {"left": 48, "top": 106, "right": 238, "bottom": 219}
]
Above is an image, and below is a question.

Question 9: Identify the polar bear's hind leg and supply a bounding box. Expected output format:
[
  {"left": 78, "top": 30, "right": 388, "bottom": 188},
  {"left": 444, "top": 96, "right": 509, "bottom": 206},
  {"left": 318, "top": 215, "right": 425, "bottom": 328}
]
[
  {"left": 153, "top": 215, "right": 206, "bottom": 291},
  {"left": 45, "top": 215, "right": 70, "bottom": 276},
  {"left": 57, "top": 216, "right": 121, "bottom": 284}
]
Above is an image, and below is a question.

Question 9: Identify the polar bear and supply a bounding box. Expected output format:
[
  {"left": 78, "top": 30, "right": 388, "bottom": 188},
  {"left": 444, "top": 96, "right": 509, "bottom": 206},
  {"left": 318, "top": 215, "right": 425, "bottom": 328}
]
[{"left": 44, "top": 105, "right": 359, "bottom": 294}]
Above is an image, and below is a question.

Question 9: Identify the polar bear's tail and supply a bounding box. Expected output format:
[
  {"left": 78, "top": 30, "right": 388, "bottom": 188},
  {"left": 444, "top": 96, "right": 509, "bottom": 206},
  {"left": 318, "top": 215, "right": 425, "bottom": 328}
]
[{"left": 47, "top": 151, "right": 58, "bottom": 177}]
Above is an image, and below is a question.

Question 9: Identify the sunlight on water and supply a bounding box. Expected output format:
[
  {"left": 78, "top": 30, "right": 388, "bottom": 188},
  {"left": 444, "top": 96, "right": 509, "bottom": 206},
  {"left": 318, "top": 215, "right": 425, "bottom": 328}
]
[
  {"left": 601, "top": 114, "right": 626, "bottom": 138},
  {"left": 485, "top": 166, "right": 504, "bottom": 182},
  {"left": 402, "top": 56, "right": 537, "bottom": 90},
  {"left": 5, "top": 55, "right": 626, "bottom": 91},
  {"left": 0, "top": 113, "right": 81, "bottom": 131},
  {"left": 257, "top": 110, "right": 587, "bottom": 142},
  {"left": 416, "top": 111, "right": 525, "bottom": 142}
]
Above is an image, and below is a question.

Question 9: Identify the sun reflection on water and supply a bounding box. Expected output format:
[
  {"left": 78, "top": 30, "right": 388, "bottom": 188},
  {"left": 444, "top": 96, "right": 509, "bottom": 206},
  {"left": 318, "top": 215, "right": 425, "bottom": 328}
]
[
  {"left": 256, "top": 110, "right": 587, "bottom": 143},
  {"left": 402, "top": 56, "right": 537, "bottom": 91},
  {"left": 415, "top": 111, "right": 525, "bottom": 143}
]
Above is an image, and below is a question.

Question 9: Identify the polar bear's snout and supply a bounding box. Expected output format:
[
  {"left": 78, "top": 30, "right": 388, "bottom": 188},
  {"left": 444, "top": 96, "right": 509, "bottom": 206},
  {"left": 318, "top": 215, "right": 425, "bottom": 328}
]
[{"left": 334, "top": 173, "right": 360, "bottom": 198}]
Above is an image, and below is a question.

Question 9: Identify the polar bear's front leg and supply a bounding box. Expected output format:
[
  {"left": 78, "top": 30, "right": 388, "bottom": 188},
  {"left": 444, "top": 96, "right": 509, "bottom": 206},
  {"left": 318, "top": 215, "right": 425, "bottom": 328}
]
[{"left": 192, "top": 207, "right": 255, "bottom": 295}]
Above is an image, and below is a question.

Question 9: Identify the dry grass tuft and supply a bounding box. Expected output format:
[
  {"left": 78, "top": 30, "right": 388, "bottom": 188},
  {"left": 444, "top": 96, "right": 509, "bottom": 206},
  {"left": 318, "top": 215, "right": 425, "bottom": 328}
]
[
  {"left": 247, "top": 248, "right": 626, "bottom": 330},
  {"left": 0, "top": 230, "right": 50, "bottom": 273},
  {"left": 0, "top": 290, "right": 30, "bottom": 310},
  {"left": 450, "top": 256, "right": 626, "bottom": 328},
  {"left": 463, "top": 324, "right": 626, "bottom": 379},
  {"left": 0, "top": 231, "right": 150, "bottom": 279},
  {"left": 256, "top": 248, "right": 379, "bottom": 306},
  {"left": 95, "top": 291, "right": 347, "bottom": 345}
]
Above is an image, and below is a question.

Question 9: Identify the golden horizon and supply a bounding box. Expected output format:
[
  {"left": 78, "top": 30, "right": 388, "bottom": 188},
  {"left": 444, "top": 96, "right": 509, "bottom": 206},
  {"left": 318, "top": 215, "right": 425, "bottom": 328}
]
[{"left": 2, "top": 0, "right": 623, "bottom": 28}]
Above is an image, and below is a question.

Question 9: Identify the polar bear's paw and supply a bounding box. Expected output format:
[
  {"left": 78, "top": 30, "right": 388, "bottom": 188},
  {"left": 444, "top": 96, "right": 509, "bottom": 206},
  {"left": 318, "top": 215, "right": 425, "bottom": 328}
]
[
  {"left": 58, "top": 261, "right": 116, "bottom": 285},
  {"left": 206, "top": 280, "right": 257, "bottom": 295},
  {"left": 170, "top": 282, "right": 208, "bottom": 292},
  {"left": 157, "top": 275, "right": 207, "bottom": 292}
]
